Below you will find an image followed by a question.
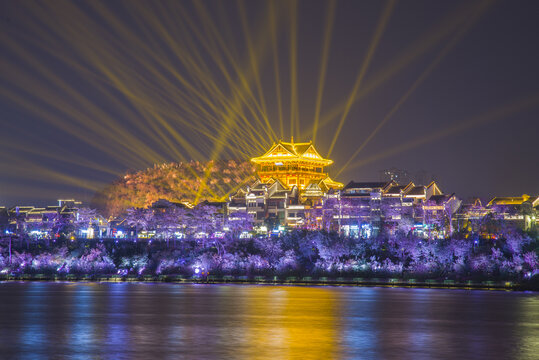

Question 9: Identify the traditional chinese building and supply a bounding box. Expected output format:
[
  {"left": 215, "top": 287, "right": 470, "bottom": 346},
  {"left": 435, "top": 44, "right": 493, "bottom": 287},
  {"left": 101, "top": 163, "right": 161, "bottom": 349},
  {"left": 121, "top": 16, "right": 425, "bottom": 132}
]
[
  {"left": 486, "top": 194, "right": 538, "bottom": 231},
  {"left": 250, "top": 137, "right": 343, "bottom": 191},
  {"left": 224, "top": 138, "right": 343, "bottom": 228}
]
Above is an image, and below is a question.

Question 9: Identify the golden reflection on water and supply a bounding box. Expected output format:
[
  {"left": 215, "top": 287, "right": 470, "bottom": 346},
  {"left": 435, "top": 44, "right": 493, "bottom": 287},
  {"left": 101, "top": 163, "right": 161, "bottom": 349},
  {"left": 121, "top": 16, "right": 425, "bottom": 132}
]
[
  {"left": 237, "top": 286, "right": 340, "bottom": 359},
  {"left": 7, "top": 283, "right": 538, "bottom": 359}
]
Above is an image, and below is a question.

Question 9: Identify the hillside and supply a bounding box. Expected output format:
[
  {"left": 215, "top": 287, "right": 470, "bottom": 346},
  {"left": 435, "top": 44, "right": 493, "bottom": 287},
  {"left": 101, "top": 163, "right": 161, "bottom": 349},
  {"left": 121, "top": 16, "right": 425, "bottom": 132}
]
[{"left": 93, "top": 160, "right": 256, "bottom": 216}]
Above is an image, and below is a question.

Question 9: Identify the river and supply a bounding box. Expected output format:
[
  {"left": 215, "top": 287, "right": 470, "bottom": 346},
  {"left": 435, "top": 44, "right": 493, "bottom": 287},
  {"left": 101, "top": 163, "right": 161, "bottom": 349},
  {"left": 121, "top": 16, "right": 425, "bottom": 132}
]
[{"left": 0, "top": 282, "right": 537, "bottom": 359}]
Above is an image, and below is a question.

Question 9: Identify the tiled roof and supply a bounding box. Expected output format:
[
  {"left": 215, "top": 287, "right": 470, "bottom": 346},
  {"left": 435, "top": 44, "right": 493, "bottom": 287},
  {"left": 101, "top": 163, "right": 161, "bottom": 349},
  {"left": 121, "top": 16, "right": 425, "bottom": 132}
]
[
  {"left": 405, "top": 186, "right": 426, "bottom": 196},
  {"left": 487, "top": 195, "right": 538, "bottom": 206},
  {"left": 269, "top": 190, "right": 290, "bottom": 198},
  {"left": 320, "top": 176, "right": 344, "bottom": 189},
  {"left": 427, "top": 194, "right": 452, "bottom": 204},
  {"left": 251, "top": 139, "right": 333, "bottom": 165},
  {"left": 250, "top": 183, "right": 267, "bottom": 190},
  {"left": 279, "top": 141, "right": 311, "bottom": 156},
  {"left": 343, "top": 181, "right": 389, "bottom": 190},
  {"left": 385, "top": 185, "right": 407, "bottom": 194}
]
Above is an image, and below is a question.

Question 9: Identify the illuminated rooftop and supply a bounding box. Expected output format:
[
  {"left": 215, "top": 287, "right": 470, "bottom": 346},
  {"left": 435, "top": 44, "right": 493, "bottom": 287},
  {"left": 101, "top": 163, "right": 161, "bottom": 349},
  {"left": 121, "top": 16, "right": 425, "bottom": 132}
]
[
  {"left": 487, "top": 194, "right": 539, "bottom": 206},
  {"left": 250, "top": 138, "right": 342, "bottom": 190},
  {"left": 251, "top": 137, "right": 333, "bottom": 166}
]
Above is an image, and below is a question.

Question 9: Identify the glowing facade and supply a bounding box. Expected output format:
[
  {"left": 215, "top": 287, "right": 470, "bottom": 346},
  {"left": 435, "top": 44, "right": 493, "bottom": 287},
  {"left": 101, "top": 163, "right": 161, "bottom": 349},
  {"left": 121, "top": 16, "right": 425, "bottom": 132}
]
[{"left": 250, "top": 138, "right": 343, "bottom": 191}]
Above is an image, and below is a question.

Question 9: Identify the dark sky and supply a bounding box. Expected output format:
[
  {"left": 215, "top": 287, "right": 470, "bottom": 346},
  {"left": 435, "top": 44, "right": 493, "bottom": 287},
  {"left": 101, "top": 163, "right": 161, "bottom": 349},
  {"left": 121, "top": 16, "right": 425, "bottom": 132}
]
[{"left": 1, "top": 0, "right": 538, "bottom": 206}]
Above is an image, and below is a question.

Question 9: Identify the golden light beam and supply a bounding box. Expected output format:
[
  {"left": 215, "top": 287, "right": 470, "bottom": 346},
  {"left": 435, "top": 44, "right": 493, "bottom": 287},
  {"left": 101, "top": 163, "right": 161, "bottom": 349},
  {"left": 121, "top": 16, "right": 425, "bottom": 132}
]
[
  {"left": 326, "top": 0, "right": 396, "bottom": 158},
  {"left": 0, "top": 85, "right": 148, "bottom": 171},
  {"left": 1, "top": 158, "right": 108, "bottom": 193},
  {"left": 217, "top": 175, "right": 258, "bottom": 202},
  {"left": 289, "top": 0, "right": 299, "bottom": 139},
  {"left": 345, "top": 93, "right": 539, "bottom": 171},
  {"left": 193, "top": 103, "right": 251, "bottom": 203},
  {"left": 87, "top": 3, "right": 227, "bottom": 125},
  {"left": 0, "top": 137, "right": 121, "bottom": 178},
  {"left": 237, "top": 0, "right": 270, "bottom": 125},
  {"left": 10, "top": 4, "right": 176, "bottom": 165},
  {"left": 7, "top": 23, "right": 189, "bottom": 164},
  {"left": 150, "top": 2, "right": 270, "bottom": 199},
  {"left": 269, "top": 1, "right": 284, "bottom": 139},
  {"left": 26, "top": 0, "right": 270, "bottom": 159},
  {"left": 164, "top": 0, "right": 276, "bottom": 154},
  {"left": 70, "top": 1, "right": 260, "bottom": 165},
  {"left": 302, "top": 0, "right": 487, "bottom": 141},
  {"left": 103, "top": 72, "right": 211, "bottom": 162},
  {"left": 108, "top": 18, "right": 256, "bottom": 194},
  {"left": 194, "top": 86, "right": 274, "bottom": 197},
  {"left": 3, "top": 24, "right": 195, "bottom": 167},
  {"left": 79, "top": 0, "right": 274, "bottom": 154},
  {"left": 170, "top": 1, "right": 276, "bottom": 142},
  {"left": 336, "top": 0, "right": 490, "bottom": 177},
  {"left": 312, "top": 0, "right": 337, "bottom": 145},
  {"left": 2, "top": 0, "right": 271, "bottom": 203},
  {"left": 232, "top": 3, "right": 279, "bottom": 141},
  {"left": 0, "top": 47, "right": 153, "bottom": 166},
  {"left": 186, "top": 0, "right": 273, "bottom": 140}
]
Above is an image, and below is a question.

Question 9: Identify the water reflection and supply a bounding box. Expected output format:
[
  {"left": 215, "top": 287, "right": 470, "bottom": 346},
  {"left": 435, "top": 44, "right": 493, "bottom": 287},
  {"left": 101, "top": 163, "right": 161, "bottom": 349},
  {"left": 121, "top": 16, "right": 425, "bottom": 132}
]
[
  {"left": 104, "top": 283, "right": 130, "bottom": 357},
  {"left": 228, "top": 286, "right": 341, "bottom": 359},
  {"left": 70, "top": 284, "right": 96, "bottom": 351},
  {"left": 0, "top": 282, "right": 537, "bottom": 359},
  {"left": 20, "top": 283, "right": 48, "bottom": 355},
  {"left": 516, "top": 295, "right": 539, "bottom": 359},
  {"left": 340, "top": 287, "right": 381, "bottom": 358}
]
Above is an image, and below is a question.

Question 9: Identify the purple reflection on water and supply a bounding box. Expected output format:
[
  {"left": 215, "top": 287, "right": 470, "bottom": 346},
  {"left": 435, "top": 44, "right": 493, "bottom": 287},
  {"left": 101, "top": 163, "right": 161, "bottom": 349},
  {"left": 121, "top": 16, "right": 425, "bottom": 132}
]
[{"left": 0, "top": 283, "right": 537, "bottom": 359}]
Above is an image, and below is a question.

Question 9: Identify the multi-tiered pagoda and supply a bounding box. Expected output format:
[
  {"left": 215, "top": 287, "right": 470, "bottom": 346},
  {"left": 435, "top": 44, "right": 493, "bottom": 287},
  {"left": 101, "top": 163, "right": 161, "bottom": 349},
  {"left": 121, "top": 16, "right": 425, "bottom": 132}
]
[{"left": 250, "top": 138, "right": 343, "bottom": 191}]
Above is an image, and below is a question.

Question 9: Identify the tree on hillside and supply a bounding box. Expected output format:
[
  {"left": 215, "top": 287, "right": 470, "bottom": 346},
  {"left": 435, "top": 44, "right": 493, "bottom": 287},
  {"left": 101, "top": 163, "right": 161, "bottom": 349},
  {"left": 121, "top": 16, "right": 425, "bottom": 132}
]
[{"left": 92, "top": 160, "right": 256, "bottom": 217}]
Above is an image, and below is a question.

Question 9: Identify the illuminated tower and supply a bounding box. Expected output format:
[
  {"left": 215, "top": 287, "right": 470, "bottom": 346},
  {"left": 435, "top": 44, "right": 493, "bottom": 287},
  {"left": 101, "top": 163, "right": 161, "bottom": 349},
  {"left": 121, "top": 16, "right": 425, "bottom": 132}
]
[{"left": 250, "top": 137, "right": 343, "bottom": 190}]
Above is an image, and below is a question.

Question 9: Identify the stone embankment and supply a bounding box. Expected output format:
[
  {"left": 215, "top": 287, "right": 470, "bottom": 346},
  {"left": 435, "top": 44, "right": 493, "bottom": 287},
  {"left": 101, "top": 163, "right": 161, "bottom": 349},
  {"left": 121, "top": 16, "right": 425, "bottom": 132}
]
[{"left": 2, "top": 274, "right": 536, "bottom": 291}]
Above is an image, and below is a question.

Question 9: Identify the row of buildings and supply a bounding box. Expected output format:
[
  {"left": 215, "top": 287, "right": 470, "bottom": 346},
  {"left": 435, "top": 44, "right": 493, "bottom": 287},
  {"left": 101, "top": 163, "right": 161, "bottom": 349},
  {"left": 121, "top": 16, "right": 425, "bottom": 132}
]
[
  {"left": 1, "top": 140, "right": 537, "bottom": 240},
  {"left": 226, "top": 139, "right": 538, "bottom": 238},
  {"left": 226, "top": 177, "right": 537, "bottom": 239},
  {"left": 0, "top": 199, "right": 109, "bottom": 239}
]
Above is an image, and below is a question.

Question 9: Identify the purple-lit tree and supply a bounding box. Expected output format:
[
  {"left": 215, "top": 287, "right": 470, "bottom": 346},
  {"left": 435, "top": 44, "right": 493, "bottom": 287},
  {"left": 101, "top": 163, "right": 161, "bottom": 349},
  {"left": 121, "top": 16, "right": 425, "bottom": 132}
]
[
  {"left": 126, "top": 208, "right": 154, "bottom": 238},
  {"left": 71, "top": 244, "right": 115, "bottom": 274},
  {"left": 255, "top": 235, "right": 284, "bottom": 270},
  {"left": 311, "top": 232, "right": 352, "bottom": 270},
  {"left": 152, "top": 206, "right": 187, "bottom": 246},
  {"left": 187, "top": 205, "right": 221, "bottom": 246},
  {"left": 320, "top": 197, "right": 340, "bottom": 232},
  {"left": 225, "top": 211, "right": 253, "bottom": 238},
  {"left": 51, "top": 211, "right": 73, "bottom": 239},
  {"left": 0, "top": 233, "right": 14, "bottom": 264}
]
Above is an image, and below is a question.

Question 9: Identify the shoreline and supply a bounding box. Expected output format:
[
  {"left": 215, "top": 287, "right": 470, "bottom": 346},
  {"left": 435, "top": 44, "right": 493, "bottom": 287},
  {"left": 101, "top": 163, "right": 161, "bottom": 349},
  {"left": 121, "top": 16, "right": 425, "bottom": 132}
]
[{"left": 1, "top": 275, "right": 537, "bottom": 291}]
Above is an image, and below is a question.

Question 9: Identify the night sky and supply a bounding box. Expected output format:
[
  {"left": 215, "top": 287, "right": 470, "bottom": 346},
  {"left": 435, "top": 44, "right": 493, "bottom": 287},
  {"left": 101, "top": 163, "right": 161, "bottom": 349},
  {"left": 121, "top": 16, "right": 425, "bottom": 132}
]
[{"left": 1, "top": 0, "right": 538, "bottom": 206}]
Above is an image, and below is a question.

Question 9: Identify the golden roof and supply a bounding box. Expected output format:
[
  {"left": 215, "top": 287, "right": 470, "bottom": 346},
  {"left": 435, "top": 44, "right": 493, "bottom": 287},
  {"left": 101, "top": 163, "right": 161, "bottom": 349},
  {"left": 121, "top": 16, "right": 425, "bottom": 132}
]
[
  {"left": 320, "top": 176, "right": 344, "bottom": 189},
  {"left": 487, "top": 194, "right": 536, "bottom": 206},
  {"left": 251, "top": 138, "right": 333, "bottom": 165}
]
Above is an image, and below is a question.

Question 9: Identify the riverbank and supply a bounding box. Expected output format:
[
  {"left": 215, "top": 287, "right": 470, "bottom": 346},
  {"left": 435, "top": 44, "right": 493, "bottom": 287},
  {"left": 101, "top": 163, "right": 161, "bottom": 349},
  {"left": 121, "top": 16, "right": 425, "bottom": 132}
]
[
  {"left": 2, "top": 233, "right": 538, "bottom": 291},
  {"left": 2, "top": 274, "right": 537, "bottom": 291}
]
